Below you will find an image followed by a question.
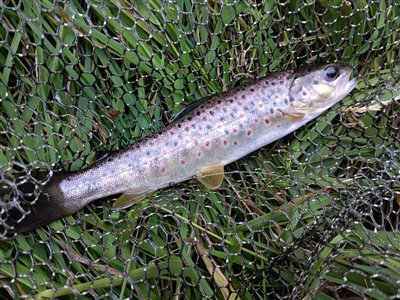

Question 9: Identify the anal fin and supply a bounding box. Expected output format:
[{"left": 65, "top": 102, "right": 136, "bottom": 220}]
[
  {"left": 197, "top": 165, "right": 224, "bottom": 189},
  {"left": 113, "top": 191, "right": 150, "bottom": 209}
]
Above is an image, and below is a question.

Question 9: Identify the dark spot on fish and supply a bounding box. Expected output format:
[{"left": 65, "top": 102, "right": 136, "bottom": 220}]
[
  {"left": 230, "top": 113, "right": 235, "bottom": 118},
  {"left": 284, "top": 98, "right": 289, "bottom": 105},
  {"left": 273, "top": 102, "right": 277, "bottom": 106},
  {"left": 205, "top": 141, "right": 210, "bottom": 147},
  {"left": 239, "top": 124, "right": 244, "bottom": 129},
  {"left": 247, "top": 130, "right": 252, "bottom": 136},
  {"left": 313, "top": 80, "right": 319, "bottom": 85},
  {"left": 223, "top": 108, "right": 227, "bottom": 113},
  {"left": 146, "top": 151, "right": 150, "bottom": 156},
  {"left": 271, "top": 82, "right": 276, "bottom": 86},
  {"left": 178, "top": 124, "right": 182, "bottom": 128},
  {"left": 187, "top": 117, "right": 192, "bottom": 121},
  {"left": 270, "top": 108, "right": 274, "bottom": 113},
  {"left": 220, "top": 117, "right": 225, "bottom": 121},
  {"left": 265, "top": 81, "right": 269, "bottom": 85},
  {"left": 170, "top": 131, "right": 175, "bottom": 135},
  {"left": 185, "top": 127, "right": 190, "bottom": 132},
  {"left": 250, "top": 88, "right": 254, "bottom": 92},
  {"left": 242, "top": 95, "right": 245, "bottom": 99},
  {"left": 302, "top": 91, "right": 307, "bottom": 96},
  {"left": 203, "top": 117, "right": 207, "bottom": 121},
  {"left": 251, "top": 101, "right": 255, "bottom": 106},
  {"left": 197, "top": 111, "right": 201, "bottom": 116},
  {"left": 229, "top": 99, "right": 234, "bottom": 103},
  {"left": 210, "top": 111, "right": 214, "bottom": 115},
  {"left": 234, "top": 141, "right": 237, "bottom": 145},
  {"left": 191, "top": 124, "right": 196, "bottom": 128},
  {"left": 243, "top": 106, "right": 249, "bottom": 111},
  {"left": 174, "top": 142, "right": 178, "bottom": 146},
  {"left": 207, "top": 125, "right": 212, "bottom": 129},
  {"left": 265, "top": 118, "right": 270, "bottom": 124},
  {"left": 200, "top": 105, "right": 205, "bottom": 109},
  {"left": 217, "top": 100, "right": 222, "bottom": 104},
  {"left": 289, "top": 95, "right": 295, "bottom": 102},
  {"left": 277, "top": 125, "right": 280, "bottom": 127}
]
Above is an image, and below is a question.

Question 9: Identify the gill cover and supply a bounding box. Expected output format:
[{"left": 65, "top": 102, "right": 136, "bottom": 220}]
[{"left": 289, "top": 63, "right": 357, "bottom": 114}]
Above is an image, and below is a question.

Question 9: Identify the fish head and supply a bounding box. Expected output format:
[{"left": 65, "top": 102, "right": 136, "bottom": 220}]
[{"left": 289, "top": 63, "right": 358, "bottom": 115}]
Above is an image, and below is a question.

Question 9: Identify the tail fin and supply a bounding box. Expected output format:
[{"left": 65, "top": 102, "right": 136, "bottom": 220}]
[{"left": 5, "top": 173, "right": 72, "bottom": 234}]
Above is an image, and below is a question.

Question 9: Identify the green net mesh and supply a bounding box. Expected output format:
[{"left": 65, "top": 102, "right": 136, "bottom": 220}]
[{"left": 0, "top": 0, "right": 399, "bottom": 299}]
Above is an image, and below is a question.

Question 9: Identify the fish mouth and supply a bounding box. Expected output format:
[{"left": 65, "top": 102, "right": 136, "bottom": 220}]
[
  {"left": 347, "top": 76, "right": 359, "bottom": 91},
  {"left": 343, "top": 67, "right": 359, "bottom": 91}
]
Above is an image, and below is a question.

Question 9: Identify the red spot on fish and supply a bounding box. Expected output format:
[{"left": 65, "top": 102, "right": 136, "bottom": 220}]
[
  {"left": 205, "top": 141, "right": 210, "bottom": 147},
  {"left": 180, "top": 160, "right": 185, "bottom": 165},
  {"left": 258, "top": 104, "right": 263, "bottom": 108},
  {"left": 223, "top": 140, "right": 228, "bottom": 145},
  {"left": 232, "top": 128, "right": 237, "bottom": 133},
  {"left": 247, "top": 130, "right": 252, "bottom": 136},
  {"left": 161, "top": 167, "right": 166, "bottom": 173},
  {"left": 197, "top": 151, "right": 202, "bottom": 157},
  {"left": 217, "top": 125, "right": 222, "bottom": 129}
]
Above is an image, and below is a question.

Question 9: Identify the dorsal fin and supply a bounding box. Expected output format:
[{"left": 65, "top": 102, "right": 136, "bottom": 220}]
[
  {"left": 89, "top": 151, "right": 116, "bottom": 165},
  {"left": 170, "top": 96, "right": 212, "bottom": 124}
]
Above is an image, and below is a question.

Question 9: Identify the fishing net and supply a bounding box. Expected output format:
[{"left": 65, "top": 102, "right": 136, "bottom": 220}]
[{"left": 0, "top": 0, "right": 399, "bottom": 299}]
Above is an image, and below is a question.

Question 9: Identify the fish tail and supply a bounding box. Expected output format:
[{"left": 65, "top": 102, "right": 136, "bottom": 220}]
[{"left": 5, "top": 172, "right": 73, "bottom": 234}]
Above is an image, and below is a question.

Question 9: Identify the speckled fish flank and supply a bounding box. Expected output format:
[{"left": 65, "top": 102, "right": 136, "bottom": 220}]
[{"left": 10, "top": 63, "right": 358, "bottom": 232}]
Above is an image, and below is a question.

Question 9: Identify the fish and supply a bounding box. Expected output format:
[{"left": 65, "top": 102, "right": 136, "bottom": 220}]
[{"left": 6, "top": 63, "right": 358, "bottom": 233}]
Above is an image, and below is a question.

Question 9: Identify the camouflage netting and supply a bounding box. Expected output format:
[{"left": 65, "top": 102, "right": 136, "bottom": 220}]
[{"left": 0, "top": 0, "right": 399, "bottom": 299}]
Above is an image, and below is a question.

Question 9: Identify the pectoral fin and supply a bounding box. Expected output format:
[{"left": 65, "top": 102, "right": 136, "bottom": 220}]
[
  {"left": 113, "top": 191, "right": 150, "bottom": 209},
  {"left": 278, "top": 109, "right": 305, "bottom": 122},
  {"left": 197, "top": 165, "right": 225, "bottom": 189}
]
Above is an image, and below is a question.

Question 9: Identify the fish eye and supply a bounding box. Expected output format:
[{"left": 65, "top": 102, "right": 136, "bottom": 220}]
[{"left": 324, "top": 66, "right": 339, "bottom": 81}]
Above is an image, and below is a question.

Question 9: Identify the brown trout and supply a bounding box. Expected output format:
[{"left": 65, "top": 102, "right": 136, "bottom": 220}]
[{"left": 8, "top": 63, "right": 358, "bottom": 233}]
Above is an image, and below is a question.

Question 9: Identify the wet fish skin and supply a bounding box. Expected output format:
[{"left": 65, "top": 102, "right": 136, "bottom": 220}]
[{"left": 8, "top": 63, "right": 358, "bottom": 233}]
